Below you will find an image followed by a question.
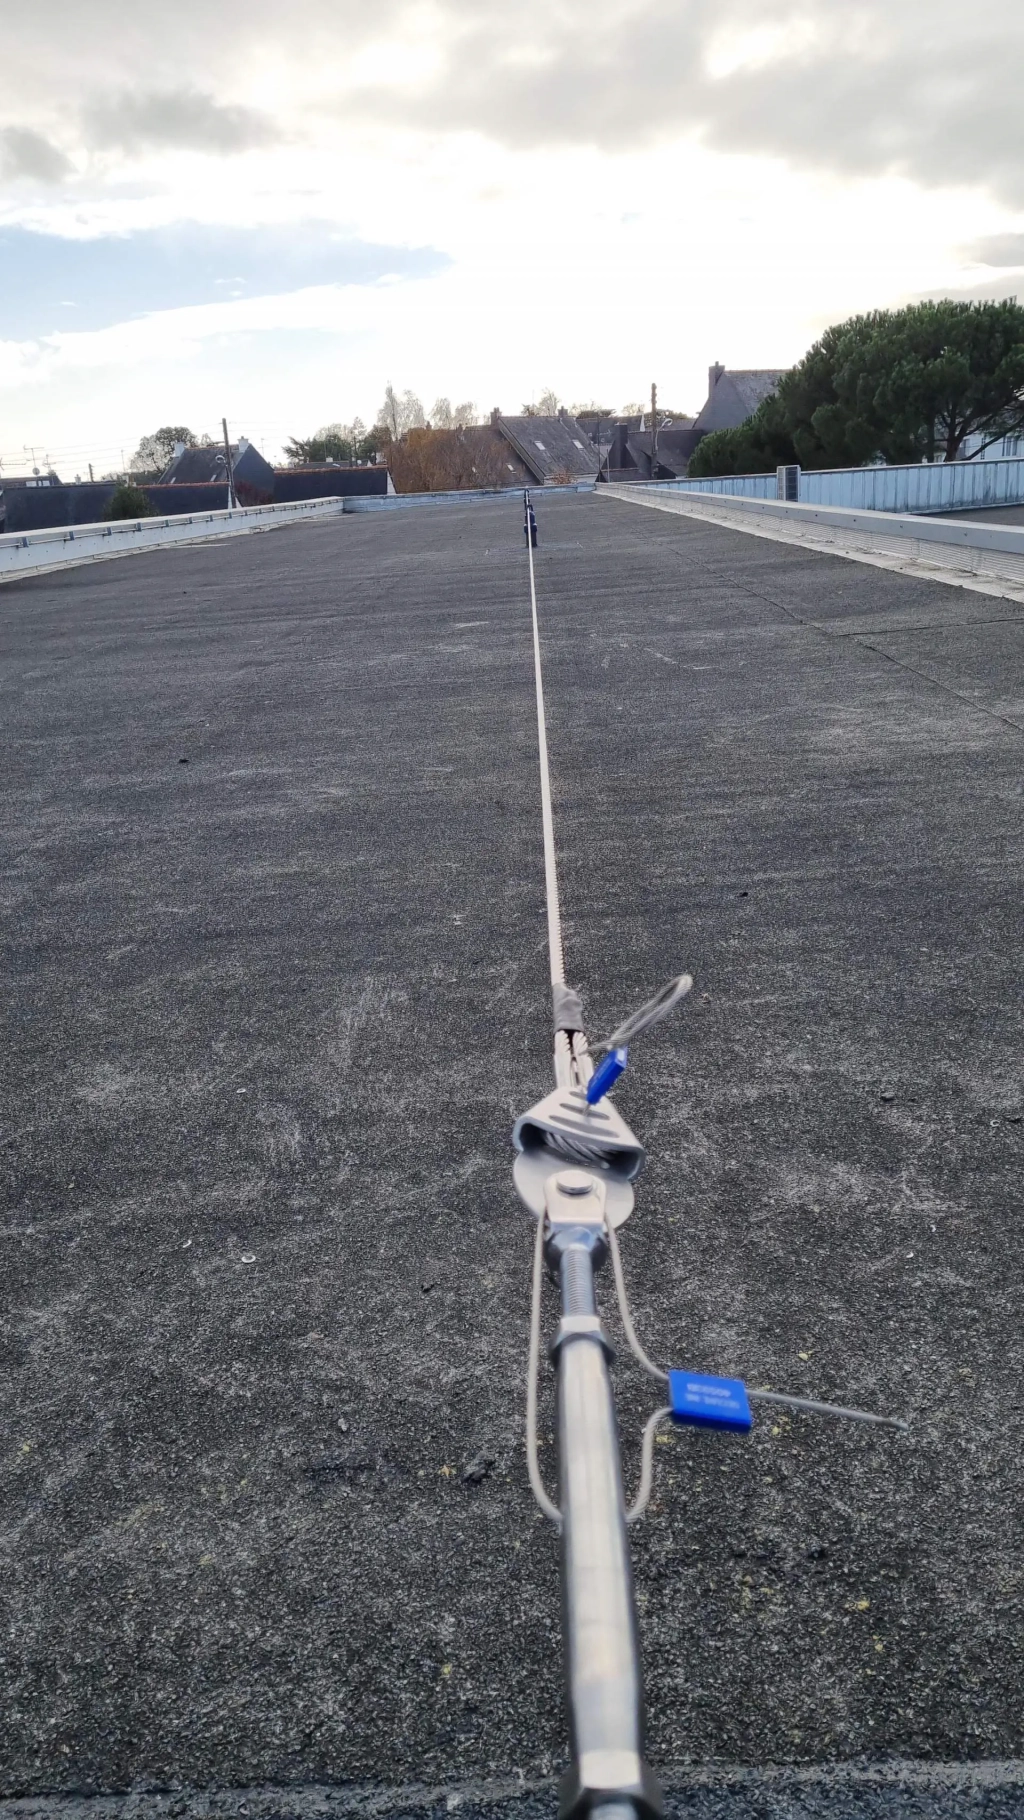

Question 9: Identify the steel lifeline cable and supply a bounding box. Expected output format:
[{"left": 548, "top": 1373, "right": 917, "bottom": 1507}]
[{"left": 510, "top": 488, "right": 907, "bottom": 1820}]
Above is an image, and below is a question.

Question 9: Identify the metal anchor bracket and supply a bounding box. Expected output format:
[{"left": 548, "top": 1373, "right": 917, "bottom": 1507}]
[{"left": 512, "top": 1086, "right": 645, "bottom": 1227}]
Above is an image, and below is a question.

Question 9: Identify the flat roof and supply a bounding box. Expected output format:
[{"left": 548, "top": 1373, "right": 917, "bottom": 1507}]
[{"left": 2, "top": 495, "right": 1022, "bottom": 1812}]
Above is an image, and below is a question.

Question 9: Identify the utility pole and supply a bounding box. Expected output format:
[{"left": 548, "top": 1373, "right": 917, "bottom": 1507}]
[
  {"left": 88, "top": 463, "right": 94, "bottom": 483},
  {"left": 222, "top": 417, "right": 237, "bottom": 509},
  {"left": 650, "top": 381, "right": 659, "bottom": 481}
]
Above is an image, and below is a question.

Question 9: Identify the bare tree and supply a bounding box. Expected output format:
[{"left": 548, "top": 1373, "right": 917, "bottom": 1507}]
[
  {"left": 128, "top": 424, "right": 198, "bottom": 476},
  {"left": 428, "top": 398, "right": 477, "bottom": 429},
  {"left": 376, "top": 384, "right": 425, "bottom": 439},
  {"left": 388, "top": 425, "right": 514, "bottom": 493},
  {"left": 522, "top": 388, "right": 560, "bottom": 416},
  {"left": 378, "top": 383, "right": 400, "bottom": 439}
]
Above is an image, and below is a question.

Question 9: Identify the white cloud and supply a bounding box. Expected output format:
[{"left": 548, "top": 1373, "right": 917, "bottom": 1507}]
[
  {"left": 966, "top": 234, "right": 1024, "bottom": 269},
  {"left": 0, "top": 128, "right": 72, "bottom": 184},
  {"left": 2, "top": 3, "right": 1023, "bottom": 198},
  {"left": 0, "top": 0, "right": 1021, "bottom": 468},
  {"left": 84, "top": 88, "right": 281, "bottom": 156}
]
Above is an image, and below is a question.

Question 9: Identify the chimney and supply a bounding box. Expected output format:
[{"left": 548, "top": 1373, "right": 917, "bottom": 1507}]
[
  {"left": 237, "top": 436, "right": 249, "bottom": 454},
  {"left": 490, "top": 407, "right": 501, "bottom": 425},
  {"left": 172, "top": 441, "right": 186, "bottom": 459},
  {"left": 709, "top": 362, "right": 725, "bottom": 393}
]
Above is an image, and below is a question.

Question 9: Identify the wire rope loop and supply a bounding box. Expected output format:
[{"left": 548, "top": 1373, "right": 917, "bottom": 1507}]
[
  {"left": 627, "top": 1405, "right": 673, "bottom": 1525},
  {"left": 600, "top": 974, "right": 693, "bottom": 1053},
  {"left": 605, "top": 1216, "right": 668, "bottom": 1385}
]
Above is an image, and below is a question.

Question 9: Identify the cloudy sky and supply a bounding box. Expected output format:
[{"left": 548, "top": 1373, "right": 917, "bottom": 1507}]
[{"left": 1, "top": 0, "right": 1022, "bottom": 474}]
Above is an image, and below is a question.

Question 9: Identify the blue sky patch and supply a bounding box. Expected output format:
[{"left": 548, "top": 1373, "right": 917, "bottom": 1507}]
[{"left": 0, "top": 222, "right": 449, "bottom": 338}]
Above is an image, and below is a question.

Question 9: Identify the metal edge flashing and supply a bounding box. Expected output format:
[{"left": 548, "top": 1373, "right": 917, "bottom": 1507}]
[
  {"left": 622, "top": 483, "right": 1024, "bottom": 556},
  {"left": 0, "top": 497, "right": 348, "bottom": 582},
  {"left": 0, "top": 484, "right": 598, "bottom": 581},
  {"left": 342, "top": 481, "right": 597, "bottom": 512}
]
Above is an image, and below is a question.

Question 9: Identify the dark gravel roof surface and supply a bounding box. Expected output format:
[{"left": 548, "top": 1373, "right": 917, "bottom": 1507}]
[{"left": 2, "top": 494, "right": 1023, "bottom": 1816}]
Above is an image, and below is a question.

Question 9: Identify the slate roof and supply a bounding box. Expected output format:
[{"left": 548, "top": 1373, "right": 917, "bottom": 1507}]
[
  {"left": 271, "top": 466, "right": 392, "bottom": 502},
  {"left": 693, "top": 368, "right": 788, "bottom": 438},
  {"left": 493, "top": 412, "right": 600, "bottom": 483},
  {"left": 628, "top": 426, "right": 701, "bottom": 478},
  {"left": 600, "top": 423, "right": 701, "bottom": 481},
  {"left": 160, "top": 447, "right": 230, "bottom": 484},
  {"left": 458, "top": 427, "right": 534, "bottom": 486},
  {"left": 725, "top": 370, "right": 787, "bottom": 415},
  {"left": 160, "top": 440, "right": 276, "bottom": 494},
  {"left": 0, "top": 482, "right": 231, "bottom": 535},
  {"left": 574, "top": 412, "right": 641, "bottom": 444}
]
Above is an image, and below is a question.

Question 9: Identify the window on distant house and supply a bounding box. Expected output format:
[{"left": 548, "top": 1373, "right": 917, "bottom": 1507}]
[{"left": 534, "top": 439, "right": 546, "bottom": 451}]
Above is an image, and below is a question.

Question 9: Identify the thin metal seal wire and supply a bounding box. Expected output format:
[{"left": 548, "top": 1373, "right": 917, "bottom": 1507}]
[
  {"left": 627, "top": 1405, "right": 673, "bottom": 1525},
  {"left": 748, "top": 1388, "right": 909, "bottom": 1433},
  {"left": 624, "top": 1389, "right": 906, "bottom": 1529},
  {"left": 606, "top": 1207, "right": 908, "bottom": 1432},
  {"left": 605, "top": 1213, "right": 669, "bottom": 1385},
  {"left": 599, "top": 973, "right": 694, "bottom": 1053},
  {"left": 605, "top": 1210, "right": 908, "bottom": 1471},
  {"left": 528, "top": 1202, "right": 670, "bottom": 1527},
  {"left": 526, "top": 1212, "right": 562, "bottom": 1528},
  {"left": 605, "top": 1216, "right": 675, "bottom": 1521}
]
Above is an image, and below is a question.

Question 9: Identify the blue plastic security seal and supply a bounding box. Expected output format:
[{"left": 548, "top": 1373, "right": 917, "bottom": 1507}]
[
  {"left": 586, "top": 1046, "right": 628, "bottom": 1105},
  {"left": 668, "top": 1369, "right": 753, "bottom": 1433}
]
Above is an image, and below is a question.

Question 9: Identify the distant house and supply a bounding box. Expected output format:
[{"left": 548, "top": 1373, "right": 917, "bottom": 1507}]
[
  {"left": 603, "top": 421, "right": 700, "bottom": 482},
  {"left": 692, "top": 365, "right": 787, "bottom": 439},
  {"left": 0, "top": 480, "right": 232, "bottom": 535},
  {"left": 0, "top": 472, "right": 63, "bottom": 528},
  {"left": 0, "top": 472, "right": 64, "bottom": 532},
  {"left": 598, "top": 369, "right": 788, "bottom": 482},
  {"left": 1, "top": 470, "right": 62, "bottom": 489},
  {"left": 491, "top": 410, "right": 600, "bottom": 484},
  {"left": 160, "top": 437, "right": 276, "bottom": 503},
  {"left": 455, "top": 426, "right": 534, "bottom": 488},
  {"left": 574, "top": 411, "right": 635, "bottom": 444},
  {"left": 272, "top": 464, "right": 394, "bottom": 502}
]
